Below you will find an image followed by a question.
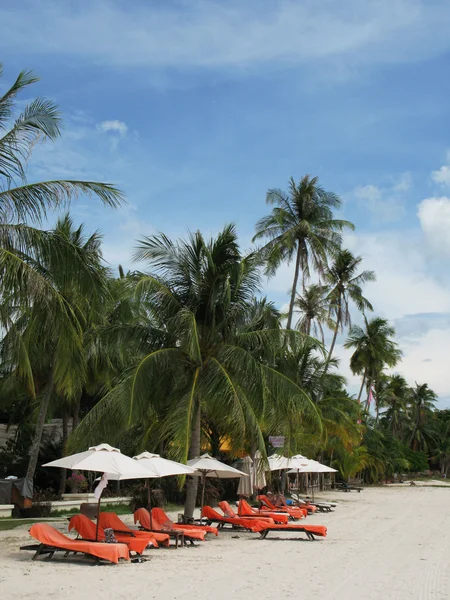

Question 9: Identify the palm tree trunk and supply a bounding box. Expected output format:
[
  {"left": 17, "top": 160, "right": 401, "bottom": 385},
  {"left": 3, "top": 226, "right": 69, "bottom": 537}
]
[
  {"left": 286, "top": 245, "right": 302, "bottom": 330},
  {"left": 26, "top": 371, "right": 54, "bottom": 482},
  {"left": 184, "top": 403, "right": 201, "bottom": 518},
  {"left": 324, "top": 310, "right": 341, "bottom": 372},
  {"left": 365, "top": 379, "right": 373, "bottom": 412},
  {"left": 58, "top": 406, "right": 69, "bottom": 497},
  {"left": 357, "top": 370, "right": 367, "bottom": 403}
]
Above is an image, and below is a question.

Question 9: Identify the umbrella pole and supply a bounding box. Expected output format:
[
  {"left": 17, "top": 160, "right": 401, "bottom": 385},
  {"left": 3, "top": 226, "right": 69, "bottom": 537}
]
[
  {"left": 200, "top": 472, "right": 206, "bottom": 523},
  {"left": 147, "top": 479, "right": 153, "bottom": 530},
  {"left": 95, "top": 492, "right": 102, "bottom": 542}
]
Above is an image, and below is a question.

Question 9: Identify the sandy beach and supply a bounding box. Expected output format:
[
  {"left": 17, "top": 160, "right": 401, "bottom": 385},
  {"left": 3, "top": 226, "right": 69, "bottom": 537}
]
[{"left": 1, "top": 486, "right": 449, "bottom": 600}]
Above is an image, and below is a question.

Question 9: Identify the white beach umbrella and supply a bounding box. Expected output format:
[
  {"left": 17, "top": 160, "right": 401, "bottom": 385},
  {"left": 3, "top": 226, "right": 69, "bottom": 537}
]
[
  {"left": 267, "top": 454, "right": 292, "bottom": 471},
  {"left": 287, "top": 458, "right": 337, "bottom": 500},
  {"left": 43, "top": 443, "right": 159, "bottom": 539},
  {"left": 252, "top": 450, "right": 267, "bottom": 491},
  {"left": 102, "top": 451, "right": 197, "bottom": 529},
  {"left": 43, "top": 443, "right": 159, "bottom": 479},
  {"left": 187, "top": 453, "right": 248, "bottom": 516},
  {"left": 237, "top": 456, "right": 253, "bottom": 497}
]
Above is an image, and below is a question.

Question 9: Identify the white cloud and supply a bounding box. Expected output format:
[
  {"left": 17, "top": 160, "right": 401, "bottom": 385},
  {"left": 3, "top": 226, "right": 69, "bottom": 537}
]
[
  {"left": 352, "top": 172, "right": 411, "bottom": 222},
  {"left": 431, "top": 165, "right": 450, "bottom": 186},
  {"left": 97, "top": 120, "right": 128, "bottom": 137},
  {"left": 431, "top": 151, "right": 450, "bottom": 187},
  {"left": 1, "top": 1, "right": 450, "bottom": 73},
  {"left": 417, "top": 197, "right": 450, "bottom": 255}
]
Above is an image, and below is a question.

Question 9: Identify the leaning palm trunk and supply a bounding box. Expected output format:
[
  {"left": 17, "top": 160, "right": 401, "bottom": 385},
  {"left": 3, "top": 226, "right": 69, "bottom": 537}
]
[
  {"left": 286, "top": 246, "right": 302, "bottom": 330},
  {"left": 324, "top": 311, "right": 341, "bottom": 372},
  {"left": 357, "top": 370, "right": 367, "bottom": 403},
  {"left": 26, "top": 371, "right": 54, "bottom": 481},
  {"left": 184, "top": 404, "right": 202, "bottom": 518}
]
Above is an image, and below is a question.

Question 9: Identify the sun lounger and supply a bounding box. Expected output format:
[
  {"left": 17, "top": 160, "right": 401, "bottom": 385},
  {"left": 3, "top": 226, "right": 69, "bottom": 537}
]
[
  {"left": 98, "top": 512, "right": 170, "bottom": 547},
  {"left": 258, "top": 523, "right": 328, "bottom": 541},
  {"left": 257, "top": 495, "right": 307, "bottom": 519},
  {"left": 336, "top": 482, "right": 362, "bottom": 493},
  {"left": 153, "top": 507, "right": 218, "bottom": 537},
  {"left": 202, "top": 506, "right": 267, "bottom": 532},
  {"left": 134, "top": 507, "right": 206, "bottom": 546},
  {"left": 236, "top": 499, "right": 290, "bottom": 524},
  {"left": 68, "top": 514, "right": 150, "bottom": 555},
  {"left": 291, "top": 493, "right": 335, "bottom": 512},
  {"left": 218, "top": 500, "right": 274, "bottom": 524},
  {"left": 279, "top": 495, "right": 317, "bottom": 513},
  {"left": 27, "top": 523, "right": 129, "bottom": 564}
]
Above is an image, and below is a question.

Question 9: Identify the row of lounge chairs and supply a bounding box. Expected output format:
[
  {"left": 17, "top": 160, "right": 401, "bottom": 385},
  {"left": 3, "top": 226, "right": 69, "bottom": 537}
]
[{"left": 25, "top": 498, "right": 331, "bottom": 564}]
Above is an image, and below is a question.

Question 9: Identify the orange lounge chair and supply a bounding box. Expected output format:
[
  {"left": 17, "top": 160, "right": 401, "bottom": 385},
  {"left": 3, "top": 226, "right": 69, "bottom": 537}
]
[
  {"left": 134, "top": 508, "right": 204, "bottom": 545},
  {"left": 257, "top": 494, "right": 307, "bottom": 519},
  {"left": 202, "top": 506, "right": 267, "bottom": 532},
  {"left": 219, "top": 501, "right": 274, "bottom": 525},
  {"left": 153, "top": 507, "right": 219, "bottom": 537},
  {"left": 152, "top": 508, "right": 210, "bottom": 541},
  {"left": 98, "top": 512, "right": 170, "bottom": 547},
  {"left": 69, "top": 514, "right": 150, "bottom": 555},
  {"left": 28, "top": 523, "right": 129, "bottom": 564},
  {"left": 237, "top": 499, "right": 290, "bottom": 524},
  {"left": 259, "top": 522, "right": 327, "bottom": 541},
  {"left": 279, "top": 495, "right": 317, "bottom": 514}
]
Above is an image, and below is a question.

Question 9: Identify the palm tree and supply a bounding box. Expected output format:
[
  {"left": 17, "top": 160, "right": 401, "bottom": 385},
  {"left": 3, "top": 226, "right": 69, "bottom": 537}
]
[
  {"left": 0, "top": 65, "right": 122, "bottom": 483},
  {"left": 253, "top": 175, "right": 354, "bottom": 329},
  {"left": 429, "top": 410, "right": 450, "bottom": 476},
  {"left": 344, "top": 317, "right": 402, "bottom": 405},
  {"left": 70, "top": 225, "right": 320, "bottom": 517},
  {"left": 325, "top": 249, "right": 375, "bottom": 366},
  {"left": 0, "top": 215, "right": 110, "bottom": 482},
  {"left": 378, "top": 374, "right": 409, "bottom": 433},
  {"left": 292, "top": 284, "right": 334, "bottom": 343},
  {"left": 333, "top": 446, "right": 382, "bottom": 483},
  {"left": 408, "top": 383, "right": 437, "bottom": 451},
  {"left": 0, "top": 65, "right": 122, "bottom": 313}
]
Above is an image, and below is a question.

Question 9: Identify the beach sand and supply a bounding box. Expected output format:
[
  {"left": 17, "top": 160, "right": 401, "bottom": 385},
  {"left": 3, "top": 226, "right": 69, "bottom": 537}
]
[{"left": 1, "top": 485, "right": 449, "bottom": 600}]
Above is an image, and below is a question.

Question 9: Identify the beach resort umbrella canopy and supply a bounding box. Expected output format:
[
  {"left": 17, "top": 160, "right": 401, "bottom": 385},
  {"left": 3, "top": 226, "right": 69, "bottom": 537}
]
[
  {"left": 43, "top": 443, "right": 160, "bottom": 479},
  {"left": 237, "top": 456, "right": 253, "bottom": 497},
  {"left": 187, "top": 453, "right": 248, "bottom": 516},
  {"left": 288, "top": 454, "right": 311, "bottom": 470},
  {"left": 43, "top": 443, "right": 160, "bottom": 539},
  {"left": 267, "top": 454, "right": 292, "bottom": 471},
  {"left": 252, "top": 450, "right": 267, "bottom": 491},
  {"left": 104, "top": 451, "right": 195, "bottom": 479},
  {"left": 287, "top": 459, "right": 337, "bottom": 474},
  {"left": 101, "top": 451, "right": 196, "bottom": 529}
]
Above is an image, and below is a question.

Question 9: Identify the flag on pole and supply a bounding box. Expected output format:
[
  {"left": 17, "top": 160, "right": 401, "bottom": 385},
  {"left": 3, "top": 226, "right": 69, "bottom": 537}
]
[{"left": 367, "top": 387, "right": 373, "bottom": 408}]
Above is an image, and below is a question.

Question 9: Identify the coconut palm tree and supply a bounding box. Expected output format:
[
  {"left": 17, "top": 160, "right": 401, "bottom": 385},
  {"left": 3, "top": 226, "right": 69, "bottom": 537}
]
[
  {"left": 292, "top": 284, "right": 334, "bottom": 343},
  {"left": 70, "top": 225, "right": 320, "bottom": 517},
  {"left": 378, "top": 374, "right": 410, "bottom": 433},
  {"left": 0, "top": 215, "right": 110, "bottom": 482},
  {"left": 325, "top": 249, "right": 375, "bottom": 366},
  {"left": 0, "top": 65, "right": 122, "bottom": 312},
  {"left": 408, "top": 383, "right": 437, "bottom": 452},
  {"left": 253, "top": 175, "right": 354, "bottom": 329},
  {"left": 344, "top": 317, "right": 402, "bottom": 405}
]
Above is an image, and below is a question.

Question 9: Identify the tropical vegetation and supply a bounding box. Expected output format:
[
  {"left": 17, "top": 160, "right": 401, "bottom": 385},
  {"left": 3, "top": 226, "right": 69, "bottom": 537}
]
[{"left": 0, "top": 66, "right": 448, "bottom": 519}]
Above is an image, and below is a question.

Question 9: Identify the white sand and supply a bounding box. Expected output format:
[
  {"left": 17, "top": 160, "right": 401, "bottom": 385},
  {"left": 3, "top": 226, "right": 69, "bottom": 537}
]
[{"left": 1, "top": 486, "right": 450, "bottom": 600}]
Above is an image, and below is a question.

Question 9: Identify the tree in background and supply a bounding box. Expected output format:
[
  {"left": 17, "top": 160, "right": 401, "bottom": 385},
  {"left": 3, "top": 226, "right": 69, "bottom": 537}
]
[
  {"left": 253, "top": 175, "right": 353, "bottom": 329},
  {"left": 325, "top": 249, "right": 375, "bottom": 367},
  {"left": 70, "top": 225, "right": 320, "bottom": 517},
  {"left": 293, "top": 284, "right": 334, "bottom": 342},
  {"left": 345, "top": 317, "right": 402, "bottom": 405}
]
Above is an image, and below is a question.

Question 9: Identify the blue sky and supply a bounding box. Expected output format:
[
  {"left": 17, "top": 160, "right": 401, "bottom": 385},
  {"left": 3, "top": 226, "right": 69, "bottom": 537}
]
[{"left": 1, "top": 0, "right": 450, "bottom": 405}]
